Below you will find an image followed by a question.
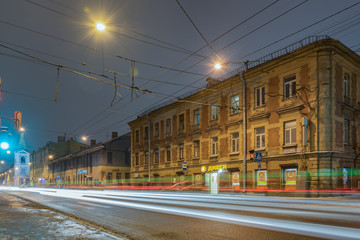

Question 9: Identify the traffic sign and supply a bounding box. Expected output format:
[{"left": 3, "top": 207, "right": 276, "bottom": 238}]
[
  {"left": 182, "top": 162, "right": 187, "bottom": 171},
  {"left": 255, "top": 152, "right": 262, "bottom": 162}
]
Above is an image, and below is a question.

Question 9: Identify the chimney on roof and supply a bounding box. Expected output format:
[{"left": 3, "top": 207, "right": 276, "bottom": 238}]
[
  {"left": 206, "top": 77, "right": 220, "bottom": 88},
  {"left": 57, "top": 136, "right": 65, "bottom": 143},
  {"left": 90, "top": 139, "right": 96, "bottom": 146},
  {"left": 112, "top": 132, "right": 118, "bottom": 139}
]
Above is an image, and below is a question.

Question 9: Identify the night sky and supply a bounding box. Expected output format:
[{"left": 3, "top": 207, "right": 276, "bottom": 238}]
[{"left": 0, "top": 0, "right": 359, "bottom": 151}]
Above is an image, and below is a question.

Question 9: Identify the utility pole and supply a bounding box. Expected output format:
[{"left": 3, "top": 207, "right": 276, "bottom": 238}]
[{"left": 147, "top": 114, "right": 151, "bottom": 183}]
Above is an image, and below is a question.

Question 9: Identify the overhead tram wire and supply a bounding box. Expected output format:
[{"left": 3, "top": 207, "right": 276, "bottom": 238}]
[
  {"left": 0, "top": 43, "right": 217, "bottom": 108},
  {"left": 23, "top": 0, "right": 207, "bottom": 59},
  {"left": 0, "top": 39, "right": 213, "bottom": 91},
  {"left": 70, "top": 0, "right": 303, "bottom": 136},
  {"left": 60, "top": 0, "right": 281, "bottom": 135},
  {"left": 84, "top": 3, "right": 360, "bottom": 136},
  {"left": 0, "top": 19, "right": 206, "bottom": 78},
  {"left": 175, "top": 0, "right": 221, "bottom": 60},
  {"left": 235, "top": 1, "right": 360, "bottom": 62}
]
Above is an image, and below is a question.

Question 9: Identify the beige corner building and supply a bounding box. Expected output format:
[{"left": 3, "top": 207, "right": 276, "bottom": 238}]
[{"left": 128, "top": 37, "right": 360, "bottom": 193}]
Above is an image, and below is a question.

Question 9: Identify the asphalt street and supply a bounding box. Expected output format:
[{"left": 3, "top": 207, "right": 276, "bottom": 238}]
[{"left": 3, "top": 188, "right": 360, "bottom": 240}]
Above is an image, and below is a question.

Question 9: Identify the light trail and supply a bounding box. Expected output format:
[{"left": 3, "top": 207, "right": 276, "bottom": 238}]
[{"left": 14, "top": 188, "right": 360, "bottom": 240}]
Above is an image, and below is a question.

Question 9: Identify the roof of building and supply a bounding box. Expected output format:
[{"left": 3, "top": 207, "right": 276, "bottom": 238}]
[{"left": 131, "top": 35, "right": 359, "bottom": 123}]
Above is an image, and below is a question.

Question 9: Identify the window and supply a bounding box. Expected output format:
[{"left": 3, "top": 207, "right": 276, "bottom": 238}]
[
  {"left": 116, "top": 172, "right": 121, "bottom": 180},
  {"left": 155, "top": 122, "right": 159, "bottom": 137},
  {"left": 231, "top": 95, "right": 239, "bottom": 114},
  {"left": 135, "top": 153, "right": 139, "bottom": 166},
  {"left": 284, "top": 75, "right": 296, "bottom": 99},
  {"left": 211, "top": 103, "right": 218, "bottom": 120},
  {"left": 145, "top": 151, "right": 149, "bottom": 165},
  {"left": 179, "top": 144, "right": 184, "bottom": 160},
  {"left": 230, "top": 132, "right": 239, "bottom": 153},
  {"left": 166, "top": 147, "right": 171, "bottom": 162},
  {"left": 193, "top": 140, "right": 200, "bottom": 158},
  {"left": 107, "top": 152, "right": 113, "bottom": 164},
  {"left": 135, "top": 130, "right": 139, "bottom": 143},
  {"left": 107, "top": 172, "right": 113, "bottom": 181},
  {"left": 344, "top": 73, "right": 350, "bottom": 97},
  {"left": 255, "top": 86, "right": 265, "bottom": 107},
  {"left": 255, "top": 127, "right": 265, "bottom": 149},
  {"left": 166, "top": 118, "right": 172, "bottom": 134},
  {"left": 20, "top": 156, "right": 26, "bottom": 165},
  {"left": 194, "top": 108, "right": 200, "bottom": 125},
  {"left": 144, "top": 126, "right": 149, "bottom": 139},
  {"left": 179, "top": 114, "right": 185, "bottom": 131},
  {"left": 344, "top": 119, "right": 349, "bottom": 144},
  {"left": 211, "top": 137, "right": 218, "bottom": 156},
  {"left": 154, "top": 149, "right": 159, "bottom": 164},
  {"left": 284, "top": 121, "right": 296, "bottom": 145}
]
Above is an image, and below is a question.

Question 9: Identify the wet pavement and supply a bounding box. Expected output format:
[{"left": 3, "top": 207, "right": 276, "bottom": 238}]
[{"left": 0, "top": 191, "right": 125, "bottom": 240}]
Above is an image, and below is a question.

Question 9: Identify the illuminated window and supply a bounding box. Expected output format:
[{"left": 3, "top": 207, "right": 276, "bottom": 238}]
[
  {"left": 179, "top": 144, "right": 184, "bottom": 160},
  {"left": 194, "top": 108, "right": 200, "bottom": 125},
  {"left": 211, "top": 137, "right": 218, "bottom": 156},
  {"left": 284, "top": 121, "right": 296, "bottom": 145},
  {"left": 255, "top": 127, "right": 265, "bottom": 149},
  {"left": 284, "top": 75, "right": 296, "bottom": 99},
  {"left": 255, "top": 86, "right": 265, "bottom": 107},
  {"left": 231, "top": 95, "right": 239, "bottom": 114},
  {"left": 193, "top": 140, "right": 200, "bottom": 158},
  {"left": 230, "top": 132, "right": 239, "bottom": 153},
  {"left": 211, "top": 103, "right": 218, "bottom": 120},
  {"left": 344, "top": 73, "right": 350, "bottom": 97}
]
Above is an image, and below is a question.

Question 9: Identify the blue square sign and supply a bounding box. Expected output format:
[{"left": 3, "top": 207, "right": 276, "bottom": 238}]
[{"left": 255, "top": 152, "right": 262, "bottom": 162}]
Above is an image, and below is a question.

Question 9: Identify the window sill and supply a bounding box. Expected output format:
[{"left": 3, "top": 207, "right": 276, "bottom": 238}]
[
  {"left": 255, "top": 148, "right": 266, "bottom": 151},
  {"left": 254, "top": 105, "right": 266, "bottom": 109},
  {"left": 229, "top": 152, "right": 239, "bottom": 156},
  {"left": 178, "top": 159, "right": 185, "bottom": 162},
  {"left": 230, "top": 112, "right": 240, "bottom": 116},
  {"left": 282, "top": 96, "right": 297, "bottom": 101},
  {"left": 210, "top": 155, "right": 218, "bottom": 158},
  {"left": 282, "top": 144, "right": 297, "bottom": 148},
  {"left": 192, "top": 157, "right": 200, "bottom": 160}
]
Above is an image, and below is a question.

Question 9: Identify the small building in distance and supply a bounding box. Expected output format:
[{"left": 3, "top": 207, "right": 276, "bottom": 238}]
[
  {"left": 30, "top": 136, "right": 88, "bottom": 185},
  {"left": 48, "top": 132, "right": 131, "bottom": 186}
]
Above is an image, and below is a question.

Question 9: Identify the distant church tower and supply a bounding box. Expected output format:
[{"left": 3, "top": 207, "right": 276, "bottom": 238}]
[{"left": 14, "top": 131, "right": 30, "bottom": 186}]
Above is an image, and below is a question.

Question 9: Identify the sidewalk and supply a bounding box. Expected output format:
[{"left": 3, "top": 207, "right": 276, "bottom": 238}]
[{"left": 0, "top": 191, "right": 125, "bottom": 240}]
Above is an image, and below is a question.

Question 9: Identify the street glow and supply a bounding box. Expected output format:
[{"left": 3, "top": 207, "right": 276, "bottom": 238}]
[
  {"left": 6, "top": 150, "right": 10, "bottom": 154},
  {"left": 81, "top": 136, "right": 87, "bottom": 142},
  {"left": 96, "top": 22, "right": 106, "bottom": 31},
  {"left": 214, "top": 62, "right": 222, "bottom": 70},
  {"left": 48, "top": 154, "right": 54, "bottom": 160},
  {"left": 0, "top": 160, "right": 4, "bottom": 164},
  {"left": 19, "top": 127, "right": 25, "bottom": 132},
  {"left": 0, "top": 142, "right": 9, "bottom": 150}
]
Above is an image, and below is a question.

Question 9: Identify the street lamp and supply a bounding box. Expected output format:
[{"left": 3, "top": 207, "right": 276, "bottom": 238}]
[
  {"left": 48, "top": 154, "right": 54, "bottom": 160},
  {"left": 19, "top": 127, "right": 25, "bottom": 132},
  {"left": 81, "top": 136, "right": 87, "bottom": 142},
  {"left": 214, "top": 62, "right": 222, "bottom": 70},
  {"left": 0, "top": 142, "right": 9, "bottom": 150},
  {"left": 0, "top": 160, "right": 4, "bottom": 164},
  {"left": 96, "top": 22, "right": 106, "bottom": 32}
]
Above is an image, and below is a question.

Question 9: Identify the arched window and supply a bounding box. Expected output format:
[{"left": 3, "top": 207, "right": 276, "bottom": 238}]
[{"left": 21, "top": 156, "right": 26, "bottom": 165}]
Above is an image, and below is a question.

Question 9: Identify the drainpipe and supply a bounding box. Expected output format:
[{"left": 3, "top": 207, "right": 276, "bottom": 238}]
[
  {"left": 316, "top": 51, "right": 320, "bottom": 192},
  {"left": 147, "top": 114, "right": 151, "bottom": 183},
  {"left": 240, "top": 63, "right": 248, "bottom": 194}
]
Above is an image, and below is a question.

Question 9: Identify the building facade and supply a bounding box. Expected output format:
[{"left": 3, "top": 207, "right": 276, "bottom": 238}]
[
  {"left": 128, "top": 36, "right": 360, "bottom": 192},
  {"left": 30, "top": 136, "right": 88, "bottom": 185},
  {"left": 48, "top": 133, "right": 131, "bottom": 186}
]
